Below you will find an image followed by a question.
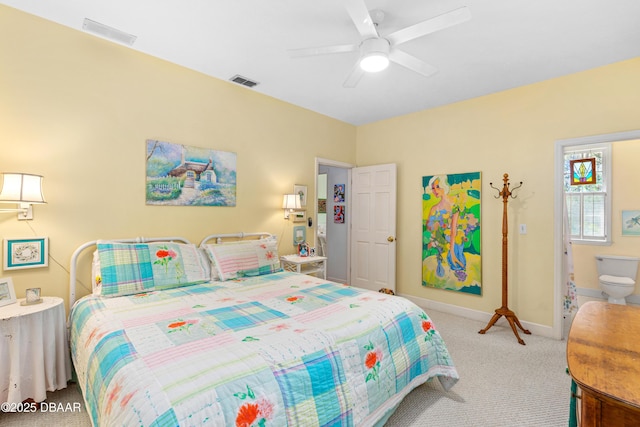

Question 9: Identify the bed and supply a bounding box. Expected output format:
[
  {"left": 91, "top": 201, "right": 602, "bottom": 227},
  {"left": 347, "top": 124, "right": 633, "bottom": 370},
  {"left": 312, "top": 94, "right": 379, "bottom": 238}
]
[{"left": 68, "top": 232, "right": 458, "bottom": 426}]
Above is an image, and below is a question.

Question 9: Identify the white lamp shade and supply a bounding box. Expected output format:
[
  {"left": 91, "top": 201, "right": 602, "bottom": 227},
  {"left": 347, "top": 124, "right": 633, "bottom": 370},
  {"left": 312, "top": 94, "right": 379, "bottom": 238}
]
[
  {"left": 282, "top": 194, "right": 301, "bottom": 210},
  {"left": 0, "top": 173, "right": 46, "bottom": 204}
]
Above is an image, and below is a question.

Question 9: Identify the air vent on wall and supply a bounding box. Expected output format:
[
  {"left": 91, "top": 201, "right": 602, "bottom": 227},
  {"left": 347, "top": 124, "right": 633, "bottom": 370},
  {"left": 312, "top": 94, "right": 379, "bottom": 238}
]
[
  {"left": 82, "top": 18, "right": 137, "bottom": 46},
  {"left": 229, "top": 75, "right": 259, "bottom": 88}
]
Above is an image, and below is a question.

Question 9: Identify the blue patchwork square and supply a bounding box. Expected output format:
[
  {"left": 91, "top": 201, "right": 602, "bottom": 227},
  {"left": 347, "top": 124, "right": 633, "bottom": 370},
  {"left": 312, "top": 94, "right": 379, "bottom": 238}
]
[
  {"left": 273, "top": 350, "right": 351, "bottom": 426},
  {"left": 203, "top": 302, "right": 287, "bottom": 331},
  {"left": 300, "top": 283, "right": 363, "bottom": 302}
]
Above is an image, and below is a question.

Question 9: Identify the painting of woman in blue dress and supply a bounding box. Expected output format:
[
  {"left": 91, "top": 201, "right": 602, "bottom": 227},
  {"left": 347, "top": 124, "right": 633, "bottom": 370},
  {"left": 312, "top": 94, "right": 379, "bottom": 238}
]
[{"left": 422, "top": 172, "right": 482, "bottom": 295}]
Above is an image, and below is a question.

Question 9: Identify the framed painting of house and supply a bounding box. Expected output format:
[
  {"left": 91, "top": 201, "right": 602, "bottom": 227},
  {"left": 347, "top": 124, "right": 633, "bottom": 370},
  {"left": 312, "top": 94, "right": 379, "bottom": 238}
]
[
  {"left": 145, "top": 140, "right": 237, "bottom": 206},
  {"left": 422, "top": 172, "right": 482, "bottom": 295}
]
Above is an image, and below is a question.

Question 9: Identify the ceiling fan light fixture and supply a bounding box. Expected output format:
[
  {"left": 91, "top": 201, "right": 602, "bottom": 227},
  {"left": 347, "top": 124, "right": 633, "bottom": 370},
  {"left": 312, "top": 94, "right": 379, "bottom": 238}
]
[
  {"left": 359, "top": 38, "right": 390, "bottom": 73},
  {"left": 360, "top": 53, "right": 389, "bottom": 72}
]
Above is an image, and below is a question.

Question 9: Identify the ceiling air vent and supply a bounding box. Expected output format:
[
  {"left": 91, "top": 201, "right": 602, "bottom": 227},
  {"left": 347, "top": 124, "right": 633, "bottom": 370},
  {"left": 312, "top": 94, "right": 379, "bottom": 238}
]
[
  {"left": 229, "top": 75, "right": 259, "bottom": 88},
  {"left": 82, "top": 18, "right": 137, "bottom": 46}
]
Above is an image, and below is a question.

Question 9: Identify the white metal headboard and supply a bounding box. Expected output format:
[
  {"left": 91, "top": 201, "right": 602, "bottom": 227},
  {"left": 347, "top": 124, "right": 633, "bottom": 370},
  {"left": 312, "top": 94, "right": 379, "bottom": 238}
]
[
  {"left": 69, "top": 236, "right": 191, "bottom": 307},
  {"left": 198, "top": 232, "right": 273, "bottom": 246}
]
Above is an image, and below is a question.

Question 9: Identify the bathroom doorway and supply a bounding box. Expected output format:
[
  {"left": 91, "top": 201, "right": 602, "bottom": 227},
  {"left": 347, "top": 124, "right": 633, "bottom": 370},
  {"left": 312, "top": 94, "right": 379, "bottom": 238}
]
[{"left": 554, "top": 130, "right": 640, "bottom": 339}]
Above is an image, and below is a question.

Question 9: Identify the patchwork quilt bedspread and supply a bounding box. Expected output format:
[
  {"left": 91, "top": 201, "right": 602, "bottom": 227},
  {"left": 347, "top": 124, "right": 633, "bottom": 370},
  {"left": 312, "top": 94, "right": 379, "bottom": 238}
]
[{"left": 70, "top": 272, "right": 458, "bottom": 426}]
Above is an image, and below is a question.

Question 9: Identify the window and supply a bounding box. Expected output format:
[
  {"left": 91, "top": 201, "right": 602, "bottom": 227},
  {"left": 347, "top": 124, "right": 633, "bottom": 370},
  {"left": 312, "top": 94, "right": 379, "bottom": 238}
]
[{"left": 563, "top": 143, "right": 611, "bottom": 244}]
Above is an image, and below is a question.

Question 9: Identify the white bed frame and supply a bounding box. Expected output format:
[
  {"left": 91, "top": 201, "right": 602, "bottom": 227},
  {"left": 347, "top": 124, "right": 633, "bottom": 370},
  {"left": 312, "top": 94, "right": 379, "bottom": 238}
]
[
  {"left": 69, "top": 232, "right": 274, "bottom": 307},
  {"left": 198, "top": 231, "right": 273, "bottom": 246}
]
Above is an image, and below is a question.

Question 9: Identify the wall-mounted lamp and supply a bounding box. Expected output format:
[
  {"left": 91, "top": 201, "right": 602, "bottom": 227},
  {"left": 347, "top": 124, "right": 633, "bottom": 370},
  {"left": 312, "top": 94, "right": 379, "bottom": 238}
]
[
  {"left": 282, "top": 194, "right": 301, "bottom": 219},
  {"left": 0, "top": 173, "right": 46, "bottom": 220}
]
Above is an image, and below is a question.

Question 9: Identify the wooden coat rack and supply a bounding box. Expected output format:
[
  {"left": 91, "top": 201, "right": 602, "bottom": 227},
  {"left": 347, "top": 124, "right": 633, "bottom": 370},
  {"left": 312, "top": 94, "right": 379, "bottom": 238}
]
[{"left": 478, "top": 173, "right": 531, "bottom": 345}]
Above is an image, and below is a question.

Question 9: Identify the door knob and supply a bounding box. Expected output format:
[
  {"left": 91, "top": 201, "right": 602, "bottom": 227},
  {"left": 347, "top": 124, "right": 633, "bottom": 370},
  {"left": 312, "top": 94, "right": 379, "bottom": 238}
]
[{"left": 387, "top": 236, "right": 395, "bottom": 242}]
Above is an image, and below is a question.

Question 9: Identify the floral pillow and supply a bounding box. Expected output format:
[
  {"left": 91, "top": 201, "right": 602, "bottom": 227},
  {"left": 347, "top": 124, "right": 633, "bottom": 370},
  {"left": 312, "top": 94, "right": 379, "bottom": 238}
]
[
  {"left": 148, "top": 242, "right": 210, "bottom": 290},
  {"left": 203, "top": 237, "right": 281, "bottom": 281}
]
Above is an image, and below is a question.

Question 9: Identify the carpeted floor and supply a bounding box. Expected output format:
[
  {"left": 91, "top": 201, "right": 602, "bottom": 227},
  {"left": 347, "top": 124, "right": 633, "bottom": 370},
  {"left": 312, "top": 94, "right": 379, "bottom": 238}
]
[
  {"left": 0, "top": 309, "right": 572, "bottom": 426},
  {"left": 385, "top": 309, "right": 572, "bottom": 426}
]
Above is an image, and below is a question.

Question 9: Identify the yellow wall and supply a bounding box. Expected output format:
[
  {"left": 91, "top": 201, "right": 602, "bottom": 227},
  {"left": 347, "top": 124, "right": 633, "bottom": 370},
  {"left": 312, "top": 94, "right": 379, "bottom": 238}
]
[
  {"left": 356, "top": 58, "right": 640, "bottom": 326},
  {"left": 0, "top": 6, "right": 355, "bottom": 310}
]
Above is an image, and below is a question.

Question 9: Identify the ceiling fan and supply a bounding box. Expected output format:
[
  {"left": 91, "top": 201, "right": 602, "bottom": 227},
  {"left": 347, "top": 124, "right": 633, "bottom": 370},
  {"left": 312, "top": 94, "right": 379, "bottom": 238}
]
[{"left": 287, "top": 0, "right": 471, "bottom": 88}]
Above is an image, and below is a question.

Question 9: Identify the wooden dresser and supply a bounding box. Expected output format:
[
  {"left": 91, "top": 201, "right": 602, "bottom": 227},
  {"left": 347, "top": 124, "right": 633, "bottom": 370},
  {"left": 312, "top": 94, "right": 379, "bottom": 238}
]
[{"left": 567, "top": 301, "right": 640, "bottom": 426}]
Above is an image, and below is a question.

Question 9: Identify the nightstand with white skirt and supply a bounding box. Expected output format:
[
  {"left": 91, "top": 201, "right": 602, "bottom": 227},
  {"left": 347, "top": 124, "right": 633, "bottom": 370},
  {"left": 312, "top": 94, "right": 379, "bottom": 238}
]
[{"left": 0, "top": 296, "right": 72, "bottom": 404}]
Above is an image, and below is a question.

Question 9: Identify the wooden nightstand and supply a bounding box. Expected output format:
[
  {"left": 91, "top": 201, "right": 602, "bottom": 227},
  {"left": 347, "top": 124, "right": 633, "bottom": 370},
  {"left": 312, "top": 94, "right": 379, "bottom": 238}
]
[
  {"left": 281, "top": 255, "right": 327, "bottom": 279},
  {"left": 567, "top": 301, "right": 640, "bottom": 426},
  {"left": 0, "top": 296, "right": 72, "bottom": 404}
]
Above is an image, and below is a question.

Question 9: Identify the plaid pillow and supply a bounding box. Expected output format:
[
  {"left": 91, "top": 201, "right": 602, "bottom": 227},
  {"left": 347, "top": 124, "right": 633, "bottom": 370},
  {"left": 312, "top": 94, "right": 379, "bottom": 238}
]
[
  {"left": 204, "top": 237, "right": 281, "bottom": 281},
  {"left": 97, "top": 242, "right": 154, "bottom": 297}
]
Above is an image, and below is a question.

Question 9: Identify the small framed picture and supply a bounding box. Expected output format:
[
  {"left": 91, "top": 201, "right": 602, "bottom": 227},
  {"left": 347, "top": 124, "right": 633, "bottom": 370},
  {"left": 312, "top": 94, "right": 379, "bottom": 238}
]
[
  {"left": 297, "top": 242, "right": 310, "bottom": 257},
  {"left": 622, "top": 210, "right": 640, "bottom": 236},
  {"left": 292, "top": 210, "right": 306, "bottom": 223},
  {"left": 0, "top": 277, "right": 17, "bottom": 307},
  {"left": 3, "top": 237, "right": 49, "bottom": 270},
  {"left": 293, "top": 225, "right": 306, "bottom": 245},
  {"left": 318, "top": 199, "right": 326, "bottom": 213},
  {"left": 24, "top": 287, "right": 42, "bottom": 305},
  {"left": 293, "top": 184, "right": 308, "bottom": 207},
  {"left": 334, "top": 184, "right": 345, "bottom": 202},
  {"left": 334, "top": 205, "right": 345, "bottom": 223}
]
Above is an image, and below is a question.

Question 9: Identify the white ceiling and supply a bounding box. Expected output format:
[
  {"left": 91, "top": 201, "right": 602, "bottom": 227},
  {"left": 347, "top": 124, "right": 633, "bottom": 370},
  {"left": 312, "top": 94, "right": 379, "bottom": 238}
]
[{"left": 3, "top": 0, "right": 640, "bottom": 125}]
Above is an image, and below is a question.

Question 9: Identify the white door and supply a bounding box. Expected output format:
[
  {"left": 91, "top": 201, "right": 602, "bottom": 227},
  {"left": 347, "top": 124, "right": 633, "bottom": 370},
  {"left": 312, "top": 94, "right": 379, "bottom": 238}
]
[{"left": 350, "top": 164, "right": 397, "bottom": 292}]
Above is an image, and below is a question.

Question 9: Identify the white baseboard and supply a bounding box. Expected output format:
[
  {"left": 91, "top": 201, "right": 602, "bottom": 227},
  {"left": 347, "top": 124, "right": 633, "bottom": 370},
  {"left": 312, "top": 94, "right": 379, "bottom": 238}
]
[{"left": 398, "top": 293, "right": 556, "bottom": 339}]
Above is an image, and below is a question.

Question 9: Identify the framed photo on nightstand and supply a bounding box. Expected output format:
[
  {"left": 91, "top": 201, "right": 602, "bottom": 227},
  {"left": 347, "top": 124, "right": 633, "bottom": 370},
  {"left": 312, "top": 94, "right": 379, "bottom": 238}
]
[
  {"left": 0, "top": 277, "right": 16, "bottom": 307},
  {"left": 3, "top": 237, "right": 49, "bottom": 270}
]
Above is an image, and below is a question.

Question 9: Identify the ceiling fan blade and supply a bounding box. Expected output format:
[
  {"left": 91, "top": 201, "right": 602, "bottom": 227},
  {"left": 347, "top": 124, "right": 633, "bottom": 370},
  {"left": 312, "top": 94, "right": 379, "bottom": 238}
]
[
  {"left": 288, "top": 44, "right": 358, "bottom": 58},
  {"left": 387, "top": 6, "right": 471, "bottom": 46},
  {"left": 345, "top": 0, "right": 379, "bottom": 39},
  {"left": 343, "top": 62, "right": 365, "bottom": 88},
  {"left": 389, "top": 49, "right": 438, "bottom": 78}
]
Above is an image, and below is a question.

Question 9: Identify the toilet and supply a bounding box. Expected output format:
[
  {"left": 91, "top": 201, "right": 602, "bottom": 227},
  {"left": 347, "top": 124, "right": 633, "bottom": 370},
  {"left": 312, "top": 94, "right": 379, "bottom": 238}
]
[{"left": 595, "top": 255, "right": 640, "bottom": 305}]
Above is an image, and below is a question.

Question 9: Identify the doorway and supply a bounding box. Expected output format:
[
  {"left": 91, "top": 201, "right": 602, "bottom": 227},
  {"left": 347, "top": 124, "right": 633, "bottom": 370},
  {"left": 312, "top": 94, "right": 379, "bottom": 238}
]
[
  {"left": 554, "top": 129, "right": 640, "bottom": 339},
  {"left": 315, "top": 158, "right": 353, "bottom": 283}
]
